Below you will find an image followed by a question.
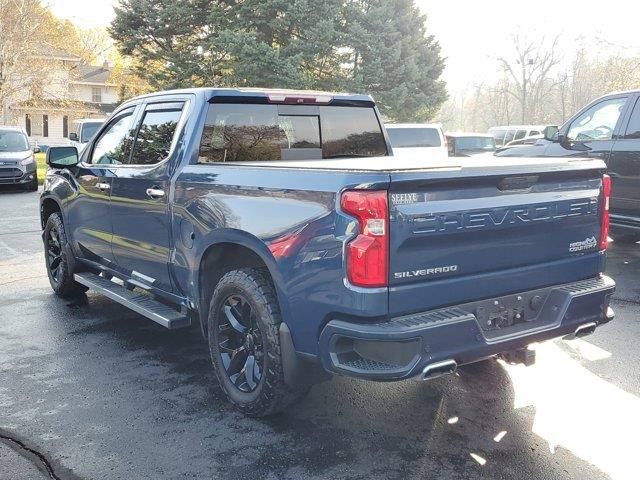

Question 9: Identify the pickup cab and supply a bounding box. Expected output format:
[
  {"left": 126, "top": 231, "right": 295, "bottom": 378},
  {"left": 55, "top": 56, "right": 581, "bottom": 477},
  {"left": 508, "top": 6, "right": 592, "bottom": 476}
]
[
  {"left": 41, "top": 88, "right": 615, "bottom": 416},
  {"left": 496, "top": 90, "right": 640, "bottom": 242}
]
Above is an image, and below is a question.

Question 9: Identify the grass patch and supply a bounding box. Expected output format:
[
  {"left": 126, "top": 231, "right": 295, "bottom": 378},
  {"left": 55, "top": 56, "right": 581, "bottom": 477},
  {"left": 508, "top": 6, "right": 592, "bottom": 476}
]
[{"left": 35, "top": 152, "right": 47, "bottom": 185}]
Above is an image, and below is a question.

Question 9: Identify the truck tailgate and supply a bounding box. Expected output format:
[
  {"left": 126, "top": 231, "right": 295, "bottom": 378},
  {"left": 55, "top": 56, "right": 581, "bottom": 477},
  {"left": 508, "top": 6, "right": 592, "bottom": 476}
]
[{"left": 388, "top": 166, "right": 606, "bottom": 315}]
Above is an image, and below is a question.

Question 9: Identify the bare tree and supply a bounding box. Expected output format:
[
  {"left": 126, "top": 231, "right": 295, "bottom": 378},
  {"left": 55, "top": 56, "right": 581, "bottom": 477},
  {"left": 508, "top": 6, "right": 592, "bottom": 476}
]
[
  {"left": 76, "top": 27, "right": 114, "bottom": 65},
  {"left": 0, "top": 0, "right": 51, "bottom": 122},
  {"left": 498, "top": 35, "right": 561, "bottom": 124}
]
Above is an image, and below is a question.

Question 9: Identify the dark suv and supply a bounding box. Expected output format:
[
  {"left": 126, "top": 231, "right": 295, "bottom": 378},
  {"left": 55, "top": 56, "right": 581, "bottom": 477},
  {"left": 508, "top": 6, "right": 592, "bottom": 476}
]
[{"left": 497, "top": 90, "right": 640, "bottom": 241}]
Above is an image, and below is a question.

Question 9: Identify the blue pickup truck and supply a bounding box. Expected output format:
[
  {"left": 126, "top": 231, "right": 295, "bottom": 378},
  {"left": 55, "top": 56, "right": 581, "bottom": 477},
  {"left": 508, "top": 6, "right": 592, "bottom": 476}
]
[{"left": 41, "top": 88, "right": 615, "bottom": 416}]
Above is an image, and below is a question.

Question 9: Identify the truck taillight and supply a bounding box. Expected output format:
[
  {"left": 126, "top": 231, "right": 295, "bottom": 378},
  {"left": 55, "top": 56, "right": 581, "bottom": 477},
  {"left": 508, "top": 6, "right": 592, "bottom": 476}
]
[
  {"left": 600, "top": 174, "right": 611, "bottom": 250},
  {"left": 341, "top": 190, "right": 389, "bottom": 288}
]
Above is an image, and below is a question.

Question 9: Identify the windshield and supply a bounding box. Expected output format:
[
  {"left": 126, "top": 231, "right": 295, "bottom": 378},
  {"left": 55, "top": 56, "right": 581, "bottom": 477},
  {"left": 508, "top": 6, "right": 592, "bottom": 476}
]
[
  {"left": 387, "top": 127, "right": 441, "bottom": 147},
  {"left": 455, "top": 136, "right": 496, "bottom": 152},
  {"left": 80, "top": 122, "right": 103, "bottom": 142},
  {"left": 0, "top": 130, "right": 29, "bottom": 152}
]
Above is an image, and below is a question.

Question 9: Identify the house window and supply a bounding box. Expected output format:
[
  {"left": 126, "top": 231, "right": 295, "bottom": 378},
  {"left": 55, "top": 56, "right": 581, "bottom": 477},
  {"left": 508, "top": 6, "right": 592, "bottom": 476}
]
[
  {"left": 30, "top": 114, "right": 47, "bottom": 137},
  {"left": 92, "top": 87, "right": 102, "bottom": 103}
]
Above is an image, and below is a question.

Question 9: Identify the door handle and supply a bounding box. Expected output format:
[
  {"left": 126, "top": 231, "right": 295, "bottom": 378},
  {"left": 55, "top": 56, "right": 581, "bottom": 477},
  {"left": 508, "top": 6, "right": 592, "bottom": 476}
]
[
  {"left": 146, "top": 188, "right": 165, "bottom": 199},
  {"left": 96, "top": 182, "right": 110, "bottom": 191}
]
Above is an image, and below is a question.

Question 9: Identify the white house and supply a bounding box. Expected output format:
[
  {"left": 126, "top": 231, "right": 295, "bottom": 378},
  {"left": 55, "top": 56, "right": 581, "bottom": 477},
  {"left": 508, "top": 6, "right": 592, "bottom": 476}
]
[{"left": 7, "top": 49, "right": 118, "bottom": 147}]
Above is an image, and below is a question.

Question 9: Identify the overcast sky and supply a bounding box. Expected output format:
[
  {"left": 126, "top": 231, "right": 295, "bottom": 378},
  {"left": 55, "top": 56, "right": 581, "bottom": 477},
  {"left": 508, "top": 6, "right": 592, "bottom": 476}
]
[{"left": 48, "top": 0, "right": 640, "bottom": 94}]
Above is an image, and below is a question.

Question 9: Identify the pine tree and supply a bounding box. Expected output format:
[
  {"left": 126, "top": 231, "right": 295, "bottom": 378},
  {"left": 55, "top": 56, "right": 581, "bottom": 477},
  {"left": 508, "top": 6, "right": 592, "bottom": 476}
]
[
  {"left": 344, "top": 0, "right": 447, "bottom": 121},
  {"left": 110, "top": 0, "right": 447, "bottom": 120}
]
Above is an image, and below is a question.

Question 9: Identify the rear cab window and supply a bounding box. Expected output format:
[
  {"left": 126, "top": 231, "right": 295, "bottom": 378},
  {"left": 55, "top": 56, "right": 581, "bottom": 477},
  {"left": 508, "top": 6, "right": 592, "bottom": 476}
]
[
  {"left": 386, "top": 127, "right": 441, "bottom": 148},
  {"left": 198, "top": 102, "right": 387, "bottom": 164}
]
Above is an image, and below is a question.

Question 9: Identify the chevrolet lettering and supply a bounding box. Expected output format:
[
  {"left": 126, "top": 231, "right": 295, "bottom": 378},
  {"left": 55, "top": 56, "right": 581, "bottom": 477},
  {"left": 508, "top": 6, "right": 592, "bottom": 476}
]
[{"left": 414, "top": 199, "right": 598, "bottom": 234}]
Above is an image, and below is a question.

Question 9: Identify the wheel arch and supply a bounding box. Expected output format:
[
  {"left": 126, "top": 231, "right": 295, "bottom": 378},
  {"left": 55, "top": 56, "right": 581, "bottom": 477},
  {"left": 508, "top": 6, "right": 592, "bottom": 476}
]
[
  {"left": 194, "top": 230, "right": 290, "bottom": 338},
  {"left": 40, "top": 196, "right": 63, "bottom": 229}
]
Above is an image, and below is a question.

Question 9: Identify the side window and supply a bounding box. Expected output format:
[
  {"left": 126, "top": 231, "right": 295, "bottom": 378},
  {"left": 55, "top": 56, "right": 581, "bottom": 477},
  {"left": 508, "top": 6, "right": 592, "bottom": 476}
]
[
  {"left": 89, "top": 111, "right": 136, "bottom": 165},
  {"left": 504, "top": 129, "right": 516, "bottom": 144},
  {"left": 127, "top": 103, "right": 184, "bottom": 165},
  {"left": 529, "top": 130, "right": 540, "bottom": 136},
  {"left": 624, "top": 98, "right": 640, "bottom": 139},
  {"left": 513, "top": 129, "right": 526, "bottom": 141},
  {"left": 567, "top": 97, "right": 627, "bottom": 142}
]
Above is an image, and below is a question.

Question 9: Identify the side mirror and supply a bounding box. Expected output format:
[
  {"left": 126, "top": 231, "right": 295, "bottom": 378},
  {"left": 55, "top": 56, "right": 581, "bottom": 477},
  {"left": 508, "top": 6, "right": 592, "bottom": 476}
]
[
  {"left": 543, "top": 125, "right": 559, "bottom": 142},
  {"left": 46, "top": 146, "right": 79, "bottom": 168},
  {"left": 69, "top": 132, "right": 79, "bottom": 141},
  {"left": 32, "top": 146, "right": 41, "bottom": 154}
]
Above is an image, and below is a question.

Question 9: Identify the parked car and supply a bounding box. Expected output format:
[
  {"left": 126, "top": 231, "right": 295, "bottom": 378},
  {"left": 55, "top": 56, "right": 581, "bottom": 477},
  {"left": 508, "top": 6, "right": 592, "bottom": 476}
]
[
  {"left": 41, "top": 88, "right": 615, "bottom": 416},
  {"left": 445, "top": 132, "right": 496, "bottom": 156},
  {"left": 489, "top": 125, "right": 545, "bottom": 147},
  {"left": 496, "top": 90, "right": 640, "bottom": 242},
  {"left": 0, "top": 126, "right": 39, "bottom": 191},
  {"left": 69, "top": 118, "right": 105, "bottom": 152},
  {"left": 503, "top": 134, "right": 544, "bottom": 148},
  {"left": 386, "top": 123, "right": 448, "bottom": 159}
]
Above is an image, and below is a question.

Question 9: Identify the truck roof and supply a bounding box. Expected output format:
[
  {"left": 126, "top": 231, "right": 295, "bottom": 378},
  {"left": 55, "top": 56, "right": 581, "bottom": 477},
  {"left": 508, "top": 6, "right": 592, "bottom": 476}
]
[{"left": 126, "top": 87, "right": 374, "bottom": 105}]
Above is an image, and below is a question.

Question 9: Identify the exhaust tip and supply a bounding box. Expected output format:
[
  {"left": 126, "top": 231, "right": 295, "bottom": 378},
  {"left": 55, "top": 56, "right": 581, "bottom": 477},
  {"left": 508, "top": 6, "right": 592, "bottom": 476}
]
[
  {"left": 564, "top": 321, "right": 597, "bottom": 340},
  {"left": 420, "top": 359, "right": 457, "bottom": 381}
]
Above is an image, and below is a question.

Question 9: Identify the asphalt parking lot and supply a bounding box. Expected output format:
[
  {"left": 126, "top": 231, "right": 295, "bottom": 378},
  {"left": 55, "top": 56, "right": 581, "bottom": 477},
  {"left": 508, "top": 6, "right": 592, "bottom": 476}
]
[{"left": 1, "top": 187, "right": 639, "bottom": 480}]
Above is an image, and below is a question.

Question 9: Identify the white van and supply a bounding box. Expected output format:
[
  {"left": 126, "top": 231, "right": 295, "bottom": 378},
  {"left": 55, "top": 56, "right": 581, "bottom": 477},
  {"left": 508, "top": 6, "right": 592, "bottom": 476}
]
[
  {"left": 69, "top": 119, "right": 105, "bottom": 152},
  {"left": 385, "top": 123, "right": 448, "bottom": 160}
]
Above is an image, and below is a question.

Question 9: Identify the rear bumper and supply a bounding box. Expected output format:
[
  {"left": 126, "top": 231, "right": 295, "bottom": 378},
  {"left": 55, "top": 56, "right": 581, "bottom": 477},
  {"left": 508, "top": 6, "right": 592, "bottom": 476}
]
[{"left": 318, "top": 275, "right": 615, "bottom": 381}]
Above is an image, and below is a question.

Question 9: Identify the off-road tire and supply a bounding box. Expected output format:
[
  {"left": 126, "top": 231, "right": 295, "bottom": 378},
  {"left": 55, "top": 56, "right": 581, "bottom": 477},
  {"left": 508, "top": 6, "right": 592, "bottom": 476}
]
[
  {"left": 208, "top": 268, "right": 309, "bottom": 416},
  {"left": 44, "top": 212, "right": 88, "bottom": 297}
]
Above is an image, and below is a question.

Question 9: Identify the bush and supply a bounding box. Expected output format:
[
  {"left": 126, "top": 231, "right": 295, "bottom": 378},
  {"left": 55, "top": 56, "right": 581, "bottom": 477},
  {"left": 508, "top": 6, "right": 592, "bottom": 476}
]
[{"left": 35, "top": 152, "right": 47, "bottom": 185}]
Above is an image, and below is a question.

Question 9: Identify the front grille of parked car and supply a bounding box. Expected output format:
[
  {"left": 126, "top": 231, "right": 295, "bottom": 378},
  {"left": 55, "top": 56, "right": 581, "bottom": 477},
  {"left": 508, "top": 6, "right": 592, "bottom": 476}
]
[{"left": 0, "top": 168, "right": 22, "bottom": 178}]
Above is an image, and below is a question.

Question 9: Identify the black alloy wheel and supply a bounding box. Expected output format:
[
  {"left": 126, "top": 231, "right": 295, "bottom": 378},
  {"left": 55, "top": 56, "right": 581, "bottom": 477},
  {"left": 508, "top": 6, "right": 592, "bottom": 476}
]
[
  {"left": 43, "top": 212, "right": 88, "bottom": 297},
  {"left": 208, "top": 268, "right": 310, "bottom": 416},
  {"left": 217, "top": 294, "right": 264, "bottom": 393},
  {"left": 46, "top": 225, "right": 64, "bottom": 285}
]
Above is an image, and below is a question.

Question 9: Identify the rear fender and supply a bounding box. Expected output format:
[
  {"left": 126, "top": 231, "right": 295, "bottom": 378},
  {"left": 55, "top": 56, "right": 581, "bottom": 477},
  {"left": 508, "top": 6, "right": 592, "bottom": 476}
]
[{"left": 192, "top": 228, "right": 293, "bottom": 336}]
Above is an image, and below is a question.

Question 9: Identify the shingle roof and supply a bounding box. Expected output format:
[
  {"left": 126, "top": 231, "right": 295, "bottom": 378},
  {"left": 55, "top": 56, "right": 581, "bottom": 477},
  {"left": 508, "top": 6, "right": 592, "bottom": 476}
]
[{"left": 72, "top": 65, "right": 115, "bottom": 85}]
